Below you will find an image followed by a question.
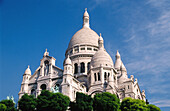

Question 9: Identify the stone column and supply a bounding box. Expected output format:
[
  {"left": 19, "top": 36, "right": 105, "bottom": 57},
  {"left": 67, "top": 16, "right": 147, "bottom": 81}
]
[
  {"left": 78, "top": 63, "right": 81, "bottom": 73},
  {"left": 91, "top": 70, "right": 94, "bottom": 86},
  {"left": 40, "top": 64, "right": 44, "bottom": 76},
  {"left": 100, "top": 65, "right": 104, "bottom": 84},
  {"left": 49, "top": 63, "right": 52, "bottom": 75}
]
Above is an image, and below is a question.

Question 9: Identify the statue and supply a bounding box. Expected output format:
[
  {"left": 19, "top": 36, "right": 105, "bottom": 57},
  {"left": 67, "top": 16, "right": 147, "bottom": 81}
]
[
  {"left": 44, "top": 63, "right": 49, "bottom": 76},
  {"left": 51, "top": 85, "right": 59, "bottom": 93},
  {"left": 7, "top": 96, "right": 10, "bottom": 100},
  {"left": 6, "top": 96, "right": 15, "bottom": 104}
]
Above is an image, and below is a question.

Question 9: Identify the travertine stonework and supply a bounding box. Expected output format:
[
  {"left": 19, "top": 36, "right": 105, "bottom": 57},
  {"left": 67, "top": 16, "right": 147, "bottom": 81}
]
[{"left": 19, "top": 9, "right": 146, "bottom": 101}]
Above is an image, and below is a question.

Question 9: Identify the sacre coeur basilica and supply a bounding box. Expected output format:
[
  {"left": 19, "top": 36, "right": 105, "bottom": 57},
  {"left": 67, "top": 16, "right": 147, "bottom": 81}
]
[{"left": 18, "top": 9, "right": 146, "bottom": 101}]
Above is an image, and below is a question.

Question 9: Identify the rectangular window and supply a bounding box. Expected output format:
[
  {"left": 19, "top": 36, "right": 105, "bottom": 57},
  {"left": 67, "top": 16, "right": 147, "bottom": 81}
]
[
  {"left": 94, "top": 48, "right": 98, "bottom": 51},
  {"left": 87, "top": 47, "right": 92, "bottom": 50},
  {"left": 81, "top": 48, "right": 85, "bottom": 50}
]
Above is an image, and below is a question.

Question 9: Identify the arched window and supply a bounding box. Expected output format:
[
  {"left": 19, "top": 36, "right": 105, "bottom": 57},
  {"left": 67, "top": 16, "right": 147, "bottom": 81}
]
[
  {"left": 87, "top": 62, "right": 90, "bottom": 71},
  {"left": 108, "top": 73, "right": 110, "bottom": 77},
  {"left": 40, "top": 84, "right": 46, "bottom": 90},
  {"left": 104, "top": 72, "right": 107, "bottom": 80},
  {"left": 31, "top": 89, "right": 36, "bottom": 96},
  {"left": 94, "top": 73, "right": 97, "bottom": 81},
  {"left": 98, "top": 72, "right": 100, "bottom": 81},
  {"left": 74, "top": 63, "right": 78, "bottom": 74},
  {"left": 80, "top": 62, "right": 85, "bottom": 73}
]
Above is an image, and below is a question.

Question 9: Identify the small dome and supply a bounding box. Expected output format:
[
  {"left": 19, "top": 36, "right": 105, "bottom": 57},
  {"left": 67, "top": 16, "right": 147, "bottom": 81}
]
[
  {"left": 68, "top": 28, "right": 99, "bottom": 49},
  {"left": 25, "top": 65, "right": 31, "bottom": 75},
  {"left": 64, "top": 55, "right": 72, "bottom": 65},
  {"left": 91, "top": 49, "right": 113, "bottom": 68}
]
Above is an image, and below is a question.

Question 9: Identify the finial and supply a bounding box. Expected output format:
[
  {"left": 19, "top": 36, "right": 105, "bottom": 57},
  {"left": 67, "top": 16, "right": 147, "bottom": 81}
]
[
  {"left": 44, "top": 48, "right": 49, "bottom": 56},
  {"left": 83, "top": 8, "right": 90, "bottom": 28},
  {"left": 116, "top": 50, "right": 120, "bottom": 58},
  {"left": 28, "top": 65, "right": 30, "bottom": 68},
  {"left": 100, "top": 33, "right": 101, "bottom": 37}
]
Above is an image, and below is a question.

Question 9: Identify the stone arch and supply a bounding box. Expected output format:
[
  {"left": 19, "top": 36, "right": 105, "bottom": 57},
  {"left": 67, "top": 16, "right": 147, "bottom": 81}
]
[
  {"left": 31, "top": 89, "right": 36, "bottom": 96},
  {"left": 90, "top": 90, "right": 103, "bottom": 97},
  {"left": 40, "top": 84, "right": 47, "bottom": 90}
]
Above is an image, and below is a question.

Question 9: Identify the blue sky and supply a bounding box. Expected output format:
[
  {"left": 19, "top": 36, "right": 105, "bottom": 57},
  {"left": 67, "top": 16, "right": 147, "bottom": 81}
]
[{"left": 0, "top": 0, "right": 170, "bottom": 110}]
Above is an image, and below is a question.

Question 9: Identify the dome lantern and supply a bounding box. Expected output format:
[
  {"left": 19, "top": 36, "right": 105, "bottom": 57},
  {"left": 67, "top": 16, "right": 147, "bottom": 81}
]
[
  {"left": 83, "top": 8, "right": 90, "bottom": 28},
  {"left": 98, "top": 33, "right": 104, "bottom": 49}
]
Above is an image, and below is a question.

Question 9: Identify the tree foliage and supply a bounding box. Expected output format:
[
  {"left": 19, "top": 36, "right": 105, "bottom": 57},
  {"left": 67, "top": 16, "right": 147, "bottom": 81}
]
[
  {"left": 36, "top": 90, "right": 70, "bottom": 111},
  {"left": 0, "top": 99, "right": 16, "bottom": 111},
  {"left": 120, "top": 97, "right": 148, "bottom": 111},
  {"left": 93, "top": 92, "right": 120, "bottom": 111},
  {"left": 147, "top": 104, "right": 161, "bottom": 111},
  {"left": 70, "top": 92, "right": 93, "bottom": 111},
  {"left": 0, "top": 103, "right": 7, "bottom": 111},
  {"left": 18, "top": 93, "right": 37, "bottom": 111}
]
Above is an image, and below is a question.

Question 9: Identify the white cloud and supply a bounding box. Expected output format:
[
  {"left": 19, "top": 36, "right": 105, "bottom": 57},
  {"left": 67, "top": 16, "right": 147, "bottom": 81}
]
[
  {"left": 149, "top": 99, "right": 170, "bottom": 107},
  {"left": 119, "top": 0, "right": 170, "bottom": 107}
]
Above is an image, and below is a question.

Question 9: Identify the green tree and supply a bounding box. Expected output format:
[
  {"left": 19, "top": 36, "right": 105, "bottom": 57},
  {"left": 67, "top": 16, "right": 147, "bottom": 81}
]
[
  {"left": 0, "top": 103, "right": 7, "bottom": 111},
  {"left": 70, "top": 92, "right": 93, "bottom": 111},
  {"left": 93, "top": 92, "right": 120, "bottom": 111},
  {"left": 120, "top": 97, "right": 148, "bottom": 111},
  {"left": 18, "top": 93, "right": 37, "bottom": 111},
  {"left": 37, "top": 90, "right": 70, "bottom": 111},
  {"left": 147, "top": 104, "right": 161, "bottom": 111},
  {"left": 0, "top": 99, "right": 16, "bottom": 111}
]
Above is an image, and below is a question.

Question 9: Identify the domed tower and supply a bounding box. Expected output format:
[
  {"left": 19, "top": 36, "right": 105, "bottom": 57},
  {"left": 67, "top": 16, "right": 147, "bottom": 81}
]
[
  {"left": 18, "top": 65, "right": 31, "bottom": 99},
  {"left": 87, "top": 34, "right": 117, "bottom": 96},
  {"left": 65, "top": 9, "right": 100, "bottom": 87},
  {"left": 114, "top": 50, "right": 128, "bottom": 83}
]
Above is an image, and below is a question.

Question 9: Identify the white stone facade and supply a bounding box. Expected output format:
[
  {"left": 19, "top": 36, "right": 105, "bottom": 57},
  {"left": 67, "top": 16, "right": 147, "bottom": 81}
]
[{"left": 19, "top": 9, "right": 146, "bottom": 101}]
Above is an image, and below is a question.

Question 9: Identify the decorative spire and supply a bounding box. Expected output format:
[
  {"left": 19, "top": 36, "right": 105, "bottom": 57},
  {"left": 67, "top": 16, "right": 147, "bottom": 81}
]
[
  {"left": 44, "top": 48, "right": 49, "bottom": 56},
  {"left": 83, "top": 8, "right": 90, "bottom": 28},
  {"left": 98, "top": 33, "right": 104, "bottom": 49},
  {"left": 116, "top": 50, "right": 120, "bottom": 58}
]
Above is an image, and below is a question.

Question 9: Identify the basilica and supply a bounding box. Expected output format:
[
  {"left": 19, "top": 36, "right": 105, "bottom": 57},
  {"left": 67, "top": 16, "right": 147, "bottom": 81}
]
[{"left": 18, "top": 9, "right": 146, "bottom": 101}]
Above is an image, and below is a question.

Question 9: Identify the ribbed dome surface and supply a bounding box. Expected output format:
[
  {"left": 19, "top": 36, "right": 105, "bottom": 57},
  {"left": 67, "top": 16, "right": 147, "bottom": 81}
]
[
  {"left": 68, "top": 27, "right": 99, "bottom": 49},
  {"left": 91, "top": 49, "right": 113, "bottom": 68}
]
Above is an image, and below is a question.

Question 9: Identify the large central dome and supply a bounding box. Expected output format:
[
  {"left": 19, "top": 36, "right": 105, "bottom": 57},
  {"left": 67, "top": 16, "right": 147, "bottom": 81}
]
[
  {"left": 68, "top": 27, "right": 99, "bottom": 49},
  {"left": 67, "top": 9, "right": 99, "bottom": 50}
]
